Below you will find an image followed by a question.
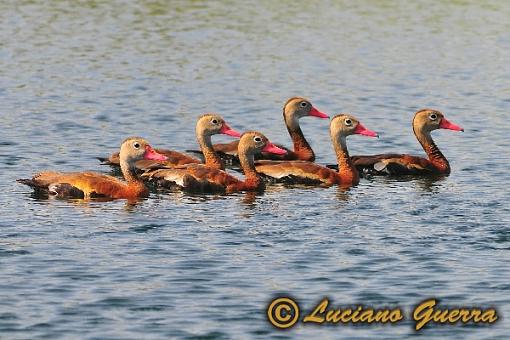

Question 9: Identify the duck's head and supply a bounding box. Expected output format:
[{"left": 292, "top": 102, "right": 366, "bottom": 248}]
[
  {"left": 196, "top": 113, "right": 242, "bottom": 138},
  {"left": 119, "top": 137, "right": 168, "bottom": 163},
  {"left": 330, "top": 114, "right": 378, "bottom": 142},
  {"left": 283, "top": 97, "right": 329, "bottom": 127},
  {"left": 238, "top": 131, "right": 287, "bottom": 156},
  {"left": 413, "top": 109, "right": 464, "bottom": 134}
]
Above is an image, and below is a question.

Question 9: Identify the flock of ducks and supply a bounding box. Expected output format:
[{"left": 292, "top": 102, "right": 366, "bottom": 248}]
[{"left": 18, "top": 97, "right": 464, "bottom": 200}]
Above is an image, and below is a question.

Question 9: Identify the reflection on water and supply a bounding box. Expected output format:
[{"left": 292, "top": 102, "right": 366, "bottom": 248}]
[
  {"left": 240, "top": 191, "right": 260, "bottom": 206},
  {"left": 1, "top": 0, "right": 509, "bottom": 339},
  {"left": 370, "top": 174, "right": 450, "bottom": 193},
  {"left": 335, "top": 186, "right": 352, "bottom": 202}
]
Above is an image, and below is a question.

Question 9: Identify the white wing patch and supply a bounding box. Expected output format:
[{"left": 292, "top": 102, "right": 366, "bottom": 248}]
[
  {"left": 256, "top": 162, "right": 329, "bottom": 183},
  {"left": 374, "top": 161, "right": 387, "bottom": 172},
  {"left": 256, "top": 166, "right": 290, "bottom": 179},
  {"left": 143, "top": 169, "right": 187, "bottom": 187},
  {"left": 162, "top": 172, "right": 186, "bottom": 186}
]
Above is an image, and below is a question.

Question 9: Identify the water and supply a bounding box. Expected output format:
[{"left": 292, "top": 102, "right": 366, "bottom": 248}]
[{"left": 1, "top": 0, "right": 509, "bottom": 338}]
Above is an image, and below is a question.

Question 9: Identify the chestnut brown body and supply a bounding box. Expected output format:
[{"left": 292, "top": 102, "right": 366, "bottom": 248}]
[
  {"left": 143, "top": 132, "right": 286, "bottom": 193},
  {"left": 18, "top": 137, "right": 168, "bottom": 199},
  {"left": 255, "top": 114, "right": 378, "bottom": 187},
  {"left": 351, "top": 109, "right": 463, "bottom": 176},
  {"left": 188, "top": 97, "right": 329, "bottom": 162},
  {"left": 98, "top": 114, "right": 240, "bottom": 171}
]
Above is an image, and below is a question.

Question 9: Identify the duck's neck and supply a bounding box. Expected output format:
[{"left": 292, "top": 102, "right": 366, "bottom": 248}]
[
  {"left": 120, "top": 158, "right": 147, "bottom": 194},
  {"left": 415, "top": 128, "right": 450, "bottom": 173},
  {"left": 333, "top": 136, "right": 359, "bottom": 185},
  {"left": 197, "top": 133, "right": 224, "bottom": 170},
  {"left": 284, "top": 113, "right": 315, "bottom": 161},
  {"left": 239, "top": 151, "right": 264, "bottom": 190}
]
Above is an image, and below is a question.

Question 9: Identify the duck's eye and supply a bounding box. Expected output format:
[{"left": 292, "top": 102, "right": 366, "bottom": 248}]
[
  {"left": 211, "top": 119, "right": 219, "bottom": 124},
  {"left": 345, "top": 119, "right": 352, "bottom": 126},
  {"left": 133, "top": 142, "right": 141, "bottom": 149},
  {"left": 429, "top": 113, "right": 437, "bottom": 120},
  {"left": 253, "top": 136, "right": 262, "bottom": 143},
  {"left": 300, "top": 101, "right": 308, "bottom": 107}
]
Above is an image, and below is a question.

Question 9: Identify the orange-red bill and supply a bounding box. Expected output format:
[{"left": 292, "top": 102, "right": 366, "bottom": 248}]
[
  {"left": 439, "top": 118, "right": 464, "bottom": 132},
  {"left": 220, "top": 123, "right": 242, "bottom": 137},
  {"left": 353, "top": 123, "right": 379, "bottom": 138},
  {"left": 262, "top": 142, "right": 287, "bottom": 155},
  {"left": 144, "top": 145, "right": 168, "bottom": 161},
  {"left": 309, "top": 107, "right": 329, "bottom": 119}
]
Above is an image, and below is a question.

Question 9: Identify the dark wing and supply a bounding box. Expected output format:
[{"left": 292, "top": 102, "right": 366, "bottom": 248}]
[
  {"left": 97, "top": 153, "right": 120, "bottom": 165},
  {"left": 255, "top": 160, "right": 335, "bottom": 185},
  {"left": 142, "top": 164, "right": 241, "bottom": 193},
  {"left": 347, "top": 154, "right": 437, "bottom": 176}
]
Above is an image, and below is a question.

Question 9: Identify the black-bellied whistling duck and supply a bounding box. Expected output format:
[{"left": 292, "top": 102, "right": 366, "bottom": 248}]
[
  {"left": 17, "top": 137, "right": 168, "bottom": 199},
  {"left": 98, "top": 114, "right": 241, "bottom": 170},
  {"left": 188, "top": 97, "right": 329, "bottom": 162},
  {"left": 351, "top": 109, "right": 463, "bottom": 175},
  {"left": 255, "top": 114, "right": 378, "bottom": 187},
  {"left": 142, "top": 131, "right": 287, "bottom": 193}
]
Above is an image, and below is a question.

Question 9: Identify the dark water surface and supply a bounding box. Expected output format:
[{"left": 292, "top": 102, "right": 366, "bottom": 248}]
[{"left": 1, "top": 1, "right": 509, "bottom": 339}]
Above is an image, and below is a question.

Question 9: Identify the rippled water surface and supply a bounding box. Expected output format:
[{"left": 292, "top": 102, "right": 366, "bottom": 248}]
[{"left": 1, "top": 1, "right": 509, "bottom": 338}]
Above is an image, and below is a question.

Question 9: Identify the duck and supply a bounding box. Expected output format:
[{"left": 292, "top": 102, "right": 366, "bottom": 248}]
[
  {"left": 142, "top": 131, "right": 287, "bottom": 193},
  {"left": 350, "top": 109, "right": 463, "bottom": 175},
  {"left": 254, "top": 114, "right": 378, "bottom": 187},
  {"left": 98, "top": 114, "right": 241, "bottom": 171},
  {"left": 187, "top": 97, "right": 329, "bottom": 162},
  {"left": 17, "top": 137, "right": 168, "bottom": 200}
]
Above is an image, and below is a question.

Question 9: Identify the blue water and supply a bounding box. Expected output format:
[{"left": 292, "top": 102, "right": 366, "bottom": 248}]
[{"left": 1, "top": 1, "right": 509, "bottom": 338}]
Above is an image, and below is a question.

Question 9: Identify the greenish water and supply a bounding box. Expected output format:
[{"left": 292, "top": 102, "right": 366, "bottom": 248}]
[{"left": 0, "top": 1, "right": 509, "bottom": 338}]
